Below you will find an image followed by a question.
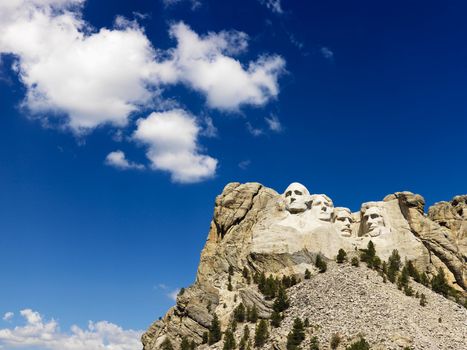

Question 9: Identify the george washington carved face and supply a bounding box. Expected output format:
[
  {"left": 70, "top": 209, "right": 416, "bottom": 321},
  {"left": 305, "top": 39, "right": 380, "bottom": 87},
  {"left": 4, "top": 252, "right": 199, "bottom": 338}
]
[{"left": 283, "top": 182, "right": 311, "bottom": 214}]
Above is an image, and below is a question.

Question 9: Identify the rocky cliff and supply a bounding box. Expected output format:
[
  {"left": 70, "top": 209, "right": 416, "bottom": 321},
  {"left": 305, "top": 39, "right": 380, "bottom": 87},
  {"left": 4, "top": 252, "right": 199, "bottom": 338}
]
[{"left": 142, "top": 182, "right": 467, "bottom": 350}]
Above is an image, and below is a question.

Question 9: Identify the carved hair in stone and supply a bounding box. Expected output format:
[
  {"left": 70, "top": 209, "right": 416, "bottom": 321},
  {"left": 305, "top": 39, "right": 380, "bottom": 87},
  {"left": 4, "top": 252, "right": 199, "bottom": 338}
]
[
  {"left": 283, "top": 182, "right": 311, "bottom": 214},
  {"left": 310, "top": 194, "right": 334, "bottom": 222},
  {"left": 360, "top": 205, "right": 390, "bottom": 237},
  {"left": 332, "top": 207, "right": 353, "bottom": 237}
]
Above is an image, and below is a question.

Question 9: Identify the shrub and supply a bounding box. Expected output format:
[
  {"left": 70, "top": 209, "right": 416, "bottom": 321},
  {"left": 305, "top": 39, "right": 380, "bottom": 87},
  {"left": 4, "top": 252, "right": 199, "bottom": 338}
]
[
  {"left": 351, "top": 257, "right": 360, "bottom": 267},
  {"left": 304, "top": 318, "right": 310, "bottom": 327},
  {"left": 404, "top": 285, "right": 414, "bottom": 297},
  {"left": 315, "top": 254, "right": 327, "bottom": 273},
  {"left": 271, "top": 310, "right": 282, "bottom": 328},
  {"left": 254, "top": 319, "right": 269, "bottom": 347},
  {"left": 243, "top": 267, "right": 250, "bottom": 279},
  {"left": 330, "top": 333, "right": 341, "bottom": 350},
  {"left": 229, "top": 265, "right": 234, "bottom": 276},
  {"left": 202, "top": 332, "right": 208, "bottom": 344},
  {"left": 181, "top": 337, "right": 190, "bottom": 350},
  {"left": 190, "top": 340, "right": 196, "bottom": 350},
  {"left": 345, "top": 337, "right": 370, "bottom": 350},
  {"left": 247, "top": 305, "right": 258, "bottom": 323},
  {"left": 337, "top": 249, "right": 347, "bottom": 263},
  {"left": 305, "top": 268, "right": 311, "bottom": 279}
]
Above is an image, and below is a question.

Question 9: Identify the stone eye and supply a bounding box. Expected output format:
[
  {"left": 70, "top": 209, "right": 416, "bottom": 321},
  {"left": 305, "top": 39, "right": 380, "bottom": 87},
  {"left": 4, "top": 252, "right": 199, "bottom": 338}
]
[
  {"left": 285, "top": 191, "right": 292, "bottom": 197},
  {"left": 294, "top": 190, "right": 302, "bottom": 195}
]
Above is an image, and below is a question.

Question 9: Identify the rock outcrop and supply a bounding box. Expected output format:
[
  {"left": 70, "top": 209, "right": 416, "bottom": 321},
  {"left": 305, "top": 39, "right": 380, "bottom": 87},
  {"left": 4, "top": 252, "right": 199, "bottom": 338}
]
[{"left": 142, "top": 182, "right": 466, "bottom": 350}]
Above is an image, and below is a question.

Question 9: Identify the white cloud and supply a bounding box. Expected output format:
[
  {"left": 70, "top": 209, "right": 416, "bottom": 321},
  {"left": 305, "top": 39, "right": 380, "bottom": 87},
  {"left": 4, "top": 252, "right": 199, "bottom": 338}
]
[
  {"left": 200, "top": 116, "right": 218, "bottom": 138},
  {"left": 0, "top": 0, "right": 175, "bottom": 133},
  {"left": 246, "top": 122, "right": 264, "bottom": 137},
  {"left": 167, "top": 22, "right": 285, "bottom": 110},
  {"left": 133, "top": 109, "right": 217, "bottom": 183},
  {"left": 0, "top": 309, "right": 142, "bottom": 350},
  {"left": 162, "top": 0, "right": 202, "bottom": 10},
  {"left": 265, "top": 114, "right": 282, "bottom": 132},
  {"left": 2, "top": 313, "right": 14, "bottom": 322},
  {"left": 259, "top": 0, "right": 283, "bottom": 14},
  {"left": 167, "top": 289, "right": 180, "bottom": 301},
  {"left": 238, "top": 160, "right": 251, "bottom": 170},
  {"left": 320, "top": 47, "right": 334, "bottom": 60},
  {"left": 105, "top": 150, "right": 145, "bottom": 170}
]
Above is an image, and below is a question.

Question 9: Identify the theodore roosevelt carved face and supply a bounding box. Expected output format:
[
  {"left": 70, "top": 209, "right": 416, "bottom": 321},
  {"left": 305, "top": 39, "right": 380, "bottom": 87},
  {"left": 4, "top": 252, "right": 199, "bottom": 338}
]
[
  {"left": 332, "top": 207, "right": 353, "bottom": 236},
  {"left": 283, "top": 182, "right": 311, "bottom": 214}
]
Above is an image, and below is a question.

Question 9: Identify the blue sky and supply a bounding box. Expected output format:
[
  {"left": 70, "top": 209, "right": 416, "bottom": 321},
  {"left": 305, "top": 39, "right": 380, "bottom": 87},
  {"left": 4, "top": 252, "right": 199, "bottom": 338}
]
[{"left": 0, "top": 0, "right": 466, "bottom": 349}]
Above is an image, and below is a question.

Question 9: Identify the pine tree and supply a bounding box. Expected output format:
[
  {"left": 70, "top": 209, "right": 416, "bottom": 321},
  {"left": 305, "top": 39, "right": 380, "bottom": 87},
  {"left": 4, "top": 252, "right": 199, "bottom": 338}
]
[
  {"left": 315, "top": 254, "right": 327, "bottom": 273},
  {"left": 161, "top": 338, "right": 174, "bottom": 350},
  {"left": 190, "top": 340, "right": 196, "bottom": 350},
  {"left": 304, "top": 318, "right": 310, "bottom": 328},
  {"left": 239, "top": 337, "right": 247, "bottom": 350},
  {"left": 254, "top": 319, "right": 269, "bottom": 347},
  {"left": 208, "top": 314, "right": 222, "bottom": 345},
  {"left": 420, "top": 293, "right": 427, "bottom": 306},
  {"left": 345, "top": 337, "right": 370, "bottom": 350},
  {"left": 273, "top": 286, "right": 290, "bottom": 312},
  {"left": 243, "top": 267, "right": 250, "bottom": 279},
  {"left": 248, "top": 305, "right": 258, "bottom": 323},
  {"left": 406, "top": 260, "right": 420, "bottom": 282},
  {"left": 330, "top": 333, "right": 341, "bottom": 350},
  {"left": 387, "top": 249, "right": 401, "bottom": 283},
  {"left": 202, "top": 332, "right": 208, "bottom": 344},
  {"left": 420, "top": 272, "right": 430, "bottom": 287},
  {"left": 360, "top": 240, "right": 376, "bottom": 267},
  {"left": 431, "top": 267, "right": 449, "bottom": 297},
  {"left": 286, "top": 317, "right": 305, "bottom": 350},
  {"left": 310, "top": 336, "right": 319, "bottom": 350},
  {"left": 270, "top": 310, "right": 282, "bottom": 328},
  {"left": 181, "top": 337, "right": 190, "bottom": 350},
  {"left": 282, "top": 275, "right": 291, "bottom": 288},
  {"left": 398, "top": 266, "right": 409, "bottom": 288},
  {"left": 351, "top": 256, "right": 359, "bottom": 267},
  {"left": 223, "top": 329, "right": 236, "bottom": 350},
  {"left": 336, "top": 249, "right": 347, "bottom": 263},
  {"left": 243, "top": 324, "right": 250, "bottom": 340},
  {"left": 304, "top": 268, "right": 311, "bottom": 279},
  {"left": 234, "top": 303, "right": 246, "bottom": 322}
]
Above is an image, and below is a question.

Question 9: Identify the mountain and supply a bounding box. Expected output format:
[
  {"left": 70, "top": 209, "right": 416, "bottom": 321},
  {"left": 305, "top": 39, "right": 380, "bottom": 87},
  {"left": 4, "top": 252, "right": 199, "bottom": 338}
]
[{"left": 142, "top": 182, "right": 467, "bottom": 350}]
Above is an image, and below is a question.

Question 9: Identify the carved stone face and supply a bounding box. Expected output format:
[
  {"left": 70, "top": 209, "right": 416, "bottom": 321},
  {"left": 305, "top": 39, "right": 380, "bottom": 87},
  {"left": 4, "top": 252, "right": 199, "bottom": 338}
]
[
  {"left": 283, "top": 182, "right": 310, "bottom": 214},
  {"left": 363, "top": 207, "right": 385, "bottom": 236},
  {"left": 310, "top": 194, "right": 334, "bottom": 222},
  {"left": 332, "top": 208, "right": 353, "bottom": 236}
]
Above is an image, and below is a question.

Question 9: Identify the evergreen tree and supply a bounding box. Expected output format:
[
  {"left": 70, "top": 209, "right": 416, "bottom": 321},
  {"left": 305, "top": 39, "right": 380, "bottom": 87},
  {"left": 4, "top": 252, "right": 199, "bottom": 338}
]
[
  {"left": 336, "top": 249, "right": 347, "bottom": 263},
  {"left": 231, "top": 319, "right": 238, "bottom": 332},
  {"left": 208, "top": 314, "right": 222, "bottom": 345},
  {"left": 239, "top": 337, "right": 247, "bottom": 350},
  {"left": 181, "top": 337, "right": 190, "bottom": 350},
  {"left": 234, "top": 303, "right": 246, "bottom": 322},
  {"left": 387, "top": 249, "right": 401, "bottom": 283},
  {"left": 248, "top": 305, "right": 258, "bottom": 323},
  {"left": 228, "top": 275, "right": 233, "bottom": 291},
  {"left": 229, "top": 265, "right": 234, "bottom": 276},
  {"left": 258, "top": 272, "right": 266, "bottom": 293},
  {"left": 351, "top": 257, "right": 359, "bottom": 267},
  {"left": 270, "top": 310, "right": 282, "bottom": 328},
  {"left": 330, "top": 334, "right": 341, "bottom": 350},
  {"left": 190, "top": 340, "right": 196, "bottom": 350},
  {"left": 420, "top": 293, "right": 427, "bottom": 306},
  {"left": 398, "top": 266, "right": 409, "bottom": 288},
  {"left": 243, "top": 324, "right": 250, "bottom": 340},
  {"left": 254, "top": 320, "right": 269, "bottom": 348},
  {"left": 345, "top": 337, "right": 370, "bottom": 350},
  {"left": 404, "top": 285, "right": 414, "bottom": 297},
  {"left": 304, "top": 318, "right": 310, "bottom": 328},
  {"left": 286, "top": 318, "right": 305, "bottom": 350},
  {"left": 273, "top": 286, "right": 290, "bottom": 312},
  {"left": 420, "top": 272, "right": 430, "bottom": 287},
  {"left": 243, "top": 267, "right": 250, "bottom": 279},
  {"left": 202, "top": 332, "right": 208, "bottom": 344},
  {"left": 373, "top": 256, "right": 381, "bottom": 269},
  {"left": 360, "top": 241, "right": 376, "bottom": 267},
  {"left": 290, "top": 275, "right": 298, "bottom": 286},
  {"left": 253, "top": 272, "right": 260, "bottom": 284},
  {"left": 382, "top": 261, "right": 388, "bottom": 275},
  {"left": 315, "top": 254, "right": 327, "bottom": 273},
  {"left": 431, "top": 267, "right": 449, "bottom": 297},
  {"left": 223, "top": 329, "right": 236, "bottom": 350},
  {"left": 304, "top": 268, "right": 311, "bottom": 279},
  {"left": 161, "top": 338, "right": 174, "bottom": 350},
  {"left": 406, "top": 260, "right": 420, "bottom": 282},
  {"left": 310, "top": 336, "right": 319, "bottom": 350},
  {"left": 282, "top": 275, "right": 291, "bottom": 288}
]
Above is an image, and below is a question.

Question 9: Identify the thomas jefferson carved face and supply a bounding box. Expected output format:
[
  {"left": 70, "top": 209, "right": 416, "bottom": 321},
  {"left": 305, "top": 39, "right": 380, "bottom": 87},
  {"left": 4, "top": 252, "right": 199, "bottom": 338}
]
[
  {"left": 332, "top": 207, "right": 353, "bottom": 236},
  {"left": 362, "top": 206, "right": 385, "bottom": 237},
  {"left": 283, "top": 182, "right": 311, "bottom": 214},
  {"left": 310, "top": 194, "right": 334, "bottom": 222}
]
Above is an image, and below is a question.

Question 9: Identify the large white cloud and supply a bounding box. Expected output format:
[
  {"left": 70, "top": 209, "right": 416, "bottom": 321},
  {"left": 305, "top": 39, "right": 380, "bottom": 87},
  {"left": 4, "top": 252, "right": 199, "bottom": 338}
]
[
  {"left": 0, "top": 309, "right": 142, "bottom": 350},
  {"left": 133, "top": 109, "right": 217, "bottom": 183},
  {"left": 167, "top": 22, "right": 285, "bottom": 110}
]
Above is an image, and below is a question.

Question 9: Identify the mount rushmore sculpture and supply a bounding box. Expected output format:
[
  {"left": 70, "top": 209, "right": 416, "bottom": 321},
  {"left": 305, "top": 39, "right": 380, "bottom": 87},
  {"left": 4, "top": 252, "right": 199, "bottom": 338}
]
[{"left": 142, "top": 182, "right": 466, "bottom": 350}]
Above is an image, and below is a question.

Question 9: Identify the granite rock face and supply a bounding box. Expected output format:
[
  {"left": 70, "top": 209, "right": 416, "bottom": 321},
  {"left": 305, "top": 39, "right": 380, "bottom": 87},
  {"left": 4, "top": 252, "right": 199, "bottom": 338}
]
[{"left": 142, "top": 182, "right": 466, "bottom": 350}]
